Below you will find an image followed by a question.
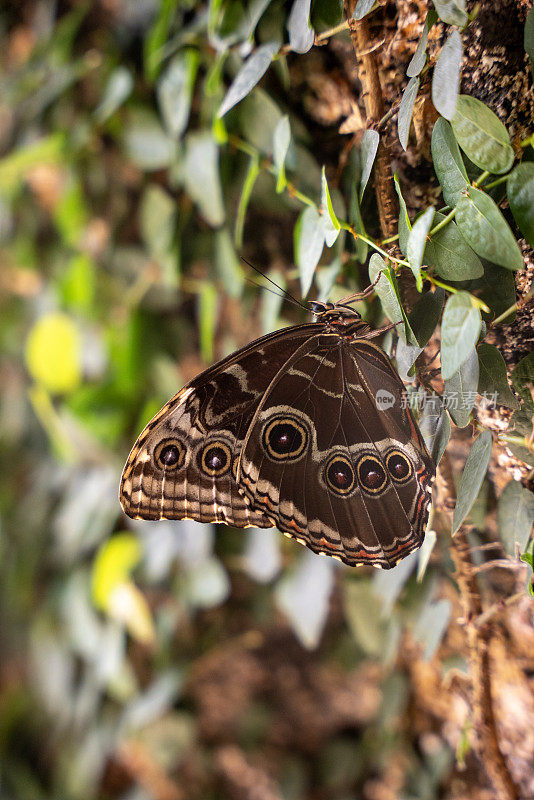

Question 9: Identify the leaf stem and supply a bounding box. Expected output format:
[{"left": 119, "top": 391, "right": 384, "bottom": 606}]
[
  {"left": 473, "top": 170, "right": 491, "bottom": 188},
  {"left": 482, "top": 175, "right": 509, "bottom": 191},
  {"left": 429, "top": 207, "right": 456, "bottom": 236},
  {"left": 492, "top": 285, "right": 534, "bottom": 326}
]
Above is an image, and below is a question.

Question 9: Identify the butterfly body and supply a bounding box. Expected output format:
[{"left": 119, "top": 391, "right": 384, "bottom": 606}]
[{"left": 120, "top": 302, "right": 435, "bottom": 569}]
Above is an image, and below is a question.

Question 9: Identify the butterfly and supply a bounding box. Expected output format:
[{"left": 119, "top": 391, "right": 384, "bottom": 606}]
[{"left": 120, "top": 286, "right": 435, "bottom": 569}]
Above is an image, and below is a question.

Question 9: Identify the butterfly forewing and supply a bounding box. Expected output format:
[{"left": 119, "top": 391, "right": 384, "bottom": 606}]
[{"left": 120, "top": 324, "right": 322, "bottom": 526}]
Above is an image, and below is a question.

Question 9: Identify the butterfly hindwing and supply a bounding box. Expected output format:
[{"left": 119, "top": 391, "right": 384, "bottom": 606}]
[{"left": 238, "top": 334, "right": 434, "bottom": 568}]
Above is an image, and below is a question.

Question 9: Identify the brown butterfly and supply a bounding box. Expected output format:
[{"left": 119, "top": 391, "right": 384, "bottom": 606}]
[{"left": 120, "top": 288, "right": 434, "bottom": 569}]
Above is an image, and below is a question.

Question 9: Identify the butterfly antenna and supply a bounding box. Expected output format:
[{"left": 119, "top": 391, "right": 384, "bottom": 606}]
[{"left": 240, "top": 257, "right": 308, "bottom": 311}]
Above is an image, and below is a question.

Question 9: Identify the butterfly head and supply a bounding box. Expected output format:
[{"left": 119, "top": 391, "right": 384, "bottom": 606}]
[{"left": 309, "top": 300, "right": 371, "bottom": 333}]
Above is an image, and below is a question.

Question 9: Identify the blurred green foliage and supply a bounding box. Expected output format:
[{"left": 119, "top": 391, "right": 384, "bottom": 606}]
[{"left": 0, "top": 2, "right": 532, "bottom": 799}]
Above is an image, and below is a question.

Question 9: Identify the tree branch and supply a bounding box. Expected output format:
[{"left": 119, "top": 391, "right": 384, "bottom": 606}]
[
  {"left": 437, "top": 451, "right": 519, "bottom": 800},
  {"left": 343, "top": 2, "right": 398, "bottom": 238}
]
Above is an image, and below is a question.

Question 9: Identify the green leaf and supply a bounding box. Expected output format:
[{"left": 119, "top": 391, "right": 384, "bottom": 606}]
[
  {"left": 273, "top": 115, "right": 291, "bottom": 193},
  {"left": 525, "top": 6, "right": 534, "bottom": 71},
  {"left": 287, "top": 0, "right": 315, "bottom": 53},
  {"left": 413, "top": 599, "right": 452, "bottom": 660},
  {"left": 408, "top": 288, "right": 444, "bottom": 347},
  {"left": 477, "top": 343, "right": 519, "bottom": 409},
  {"left": 456, "top": 187, "right": 523, "bottom": 270},
  {"left": 368, "top": 255, "right": 415, "bottom": 343},
  {"left": 451, "top": 95, "right": 514, "bottom": 174},
  {"left": 465, "top": 262, "right": 517, "bottom": 322},
  {"left": 235, "top": 152, "right": 260, "bottom": 249},
  {"left": 124, "top": 110, "right": 175, "bottom": 171},
  {"left": 395, "top": 339, "right": 423, "bottom": 380},
  {"left": 511, "top": 353, "right": 534, "bottom": 411},
  {"left": 144, "top": 0, "right": 177, "bottom": 82},
  {"left": 218, "top": 41, "right": 279, "bottom": 117},
  {"left": 443, "top": 347, "right": 479, "bottom": 427},
  {"left": 418, "top": 396, "right": 451, "bottom": 465},
  {"left": 394, "top": 172, "right": 411, "bottom": 255},
  {"left": 94, "top": 67, "right": 134, "bottom": 124},
  {"left": 407, "top": 206, "right": 434, "bottom": 290},
  {"left": 407, "top": 11, "right": 436, "bottom": 77},
  {"left": 417, "top": 530, "right": 438, "bottom": 581},
  {"left": 295, "top": 205, "right": 324, "bottom": 297},
  {"left": 432, "top": 30, "right": 462, "bottom": 121},
  {"left": 360, "top": 129, "right": 379, "bottom": 201},
  {"left": 214, "top": 228, "right": 244, "bottom": 299},
  {"left": 497, "top": 480, "right": 534, "bottom": 555},
  {"left": 398, "top": 77, "right": 420, "bottom": 151},
  {"left": 433, "top": 0, "right": 467, "bottom": 26},
  {"left": 353, "top": 0, "right": 375, "bottom": 20},
  {"left": 198, "top": 283, "right": 218, "bottom": 363},
  {"left": 440, "top": 292, "right": 481, "bottom": 380},
  {"left": 25, "top": 313, "right": 82, "bottom": 395},
  {"left": 343, "top": 580, "right": 389, "bottom": 656},
  {"left": 0, "top": 133, "right": 65, "bottom": 195},
  {"left": 184, "top": 132, "right": 225, "bottom": 227},
  {"left": 506, "top": 408, "right": 534, "bottom": 466},
  {"left": 320, "top": 167, "right": 340, "bottom": 246},
  {"left": 431, "top": 118, "right": 469, "bottom": 207},
  {"left": 507, "top": 163, "right": 534, "bottom": 248},
  {"left": 425, "top": 213, "right": 483, "bottom": 280},
  {"left": 276, "top": 551, "right": 334, "bottom": 649},
  {"left": 452, "top": 430, "right": 492, "bottom": 534},
  {"left": 157, "top": 49, "right": 199, "bottom": 139}
]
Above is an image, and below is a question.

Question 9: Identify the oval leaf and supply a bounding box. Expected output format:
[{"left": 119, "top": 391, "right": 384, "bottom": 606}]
[
  {"left": 525, "top": 5, "right": 534, "bottom": 70},
  {"left": 456, "top": 186, "right": 523, "bottom": 270},
  {"left": 275, "top": 550, "right": 335, "bottom": 649},
  {"left": 507, "top": 162, "right": 534, "bottom": 248},
  {"left": 320, "top": 167, "right": 340, "bottom": 247},
  {"left": 477, "top": 342, "right": 519, "bottom": 410},
  {"left": 218, "top": 41, "right": 279, "bottom": 118},
  {"left": 407, "top": 13, "right": 434, "bottom": 78},
  {"left": 287, "top": 0, "right": 315, "bottom": 53},
  {"left": 511, "top": 352, "right": 534, "bottom": 411},
  {"left": 407, "top": 206, "right": 434, "bottom": 289},
  {"left": 25, "top": 312, "right": 81, "bottom": 394},
  {"left": 413, "top": 599, "right": 452, "bottom": 660},
  {"left": 418, "top": 395, "right": 451, "bottom": 465},
  {"left": 398, "top": 77, "right": 420, "bottom": 151},
  {"left": 425, "top": 213, "right": 482, "bottom": 280},
  {"left": 368, "top": 255, "right": 416, "bottom": 344},
  {"left": 273, "top": 115, "right": 291, "bottom": 193},
  {"left": 433, "top": 0, "right": 467, "bottom": 26},
  {"left": 360, "top": 129, "right": 379, "bottom": 201},
  {"left": 295, "top": 205, "right": 325, "bottom": 297},
  {"left": 452, "top": 430, "right": 492, "bottom": 534},
  {"left": 184, "top": 132, "right": 225, "bottom": 227},
  {"left": 157, "top": 50, "right": 199, "bottom": 139},
  {"left": 497, "top": 480, "right": 534, "bottom": 555},
  {"left": 432, "top": 30, "right": 462, "bottom": 121},
  {"left": 440, "top": 291, "right": 481, "bottom": 380},
  {"left": 451, "top": 95, "right": 514, "bottom": 174},
  {"left": 353, "top": 0, "right": 375, "bottom": 20},
  {"left": 431, "top": 118, "right": 469, "bottom": 207},
  {"left": 408, "top": 288, "right": 444, "bottom": 347},
  {"left": 394, "top": 172, "right": 411, "bottom": 255},
  {"left": 443, "top": 346, "right": 479, "bottom": 428}
]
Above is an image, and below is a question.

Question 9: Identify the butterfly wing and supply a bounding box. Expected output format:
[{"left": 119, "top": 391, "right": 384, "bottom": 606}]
[
  {"left": 238, "top": 332, "right": 434, "bottom": 568},
  {"left": 119, "top": 324, "right": 322, "bottom": 527}
]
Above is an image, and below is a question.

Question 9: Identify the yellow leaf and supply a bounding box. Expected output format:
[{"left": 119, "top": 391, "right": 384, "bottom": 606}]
[
  {"left": 92, "top": 533, "right": 142, "bottom": 610},
  {"left": 25, "top": 312, "right": 81, "bottom": 394}
]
